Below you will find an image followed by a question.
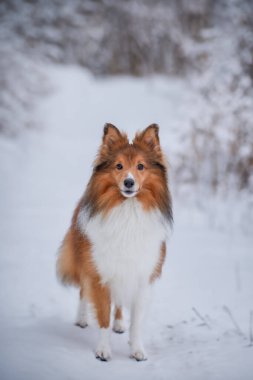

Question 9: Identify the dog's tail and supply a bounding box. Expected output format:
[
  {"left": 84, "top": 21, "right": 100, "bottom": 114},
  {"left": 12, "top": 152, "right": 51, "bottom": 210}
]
[{"left": 56, "top": 231, "right": 80, "bottom": 287}]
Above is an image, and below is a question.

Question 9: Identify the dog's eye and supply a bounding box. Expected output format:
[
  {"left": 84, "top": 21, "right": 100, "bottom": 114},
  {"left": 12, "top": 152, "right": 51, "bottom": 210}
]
[
  {"left": 116, "top": 163, "right": 123, "bottom": 170},
  {"left": 137, "top": 163, "right": 144, "bottom": 171}
]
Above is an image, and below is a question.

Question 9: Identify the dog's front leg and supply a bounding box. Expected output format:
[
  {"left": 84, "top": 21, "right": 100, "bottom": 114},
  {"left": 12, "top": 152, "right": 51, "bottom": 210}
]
[
  {"left": 129, "top": 285, "right": 150, "bottom": 361},
  {"left": 90, "top": 279, "right": 112, "bottom": 361}
]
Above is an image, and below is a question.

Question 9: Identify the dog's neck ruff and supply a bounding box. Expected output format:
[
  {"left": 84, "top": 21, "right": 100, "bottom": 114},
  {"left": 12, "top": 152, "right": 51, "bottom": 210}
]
[{"left": 77, "top": 198, "right": 168, "bottom": 306}]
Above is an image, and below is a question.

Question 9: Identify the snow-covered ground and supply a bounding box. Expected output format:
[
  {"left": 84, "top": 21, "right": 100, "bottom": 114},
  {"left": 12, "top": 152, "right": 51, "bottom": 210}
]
[{"left": 0, "top": 65, "right": 252, "bottom": 380}]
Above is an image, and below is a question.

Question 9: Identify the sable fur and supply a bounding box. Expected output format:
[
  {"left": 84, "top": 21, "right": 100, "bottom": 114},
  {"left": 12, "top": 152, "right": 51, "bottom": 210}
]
[{"left": 56, "top": 123, "right": 173, "bottom": 361}]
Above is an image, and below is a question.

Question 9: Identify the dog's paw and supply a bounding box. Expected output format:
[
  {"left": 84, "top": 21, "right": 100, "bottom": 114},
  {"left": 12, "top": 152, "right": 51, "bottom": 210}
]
[
  {"left": 75, "top": 320, "right": 88, "bottom": 328},
  {"left": 113, "top": 319, "right": 126, "bottom": 334},
  {"left": 130, "top": 346, "right": 147, "bottom": 361},
  {"left": 95, "top": 344, "right": 112, "bottom": 362}
]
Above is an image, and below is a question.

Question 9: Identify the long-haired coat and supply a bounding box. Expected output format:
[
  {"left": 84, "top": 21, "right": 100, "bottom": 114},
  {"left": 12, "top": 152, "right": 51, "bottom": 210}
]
[{"left": 57, "top": 124, "right": 172, "bottom": 361}]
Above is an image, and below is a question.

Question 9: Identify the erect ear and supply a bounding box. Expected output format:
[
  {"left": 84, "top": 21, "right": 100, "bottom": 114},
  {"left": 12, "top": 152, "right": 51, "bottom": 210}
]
[
  {"left": 94, "top": 124, "right": 128, "bottom": 171},
  {"left": 102, "top": 123, "right": 128, "bottom": 148},
  {"left": 133, "top": 124, "right": 160, "bottom": 149}
]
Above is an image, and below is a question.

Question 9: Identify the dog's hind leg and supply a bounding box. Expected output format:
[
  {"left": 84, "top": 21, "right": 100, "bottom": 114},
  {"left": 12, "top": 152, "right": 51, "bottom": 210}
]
[
  {"left": 75, "top": 287, "right": 88, "bottom": 328},
  {"left": 113, "top": 306, "right": 126, "bottom": 334}
]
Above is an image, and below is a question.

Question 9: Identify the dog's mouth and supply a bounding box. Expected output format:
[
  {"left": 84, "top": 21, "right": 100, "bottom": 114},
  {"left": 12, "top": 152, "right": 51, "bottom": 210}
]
[{"left": 120, "top": 189, "right": 138, "bottom": 198}]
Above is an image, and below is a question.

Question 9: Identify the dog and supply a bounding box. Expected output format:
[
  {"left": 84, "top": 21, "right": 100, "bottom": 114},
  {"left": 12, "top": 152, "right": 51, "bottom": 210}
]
[{"left": 57, "top": 123, "right": 172, "bottom": 361}]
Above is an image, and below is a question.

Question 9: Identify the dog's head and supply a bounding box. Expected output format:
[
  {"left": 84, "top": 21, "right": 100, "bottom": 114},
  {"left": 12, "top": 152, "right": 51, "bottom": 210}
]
[{"left": 85, "top": 124, "right": 172, "bottom": 221}]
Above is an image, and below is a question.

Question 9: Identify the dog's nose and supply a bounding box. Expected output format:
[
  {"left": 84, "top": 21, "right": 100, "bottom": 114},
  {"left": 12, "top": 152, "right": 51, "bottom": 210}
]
[{"left": 124, "top": 178, "right": 134, "bottom": 189}]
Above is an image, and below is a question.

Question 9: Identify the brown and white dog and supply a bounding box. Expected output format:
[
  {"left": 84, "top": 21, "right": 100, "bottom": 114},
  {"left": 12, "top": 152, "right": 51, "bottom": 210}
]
[{"left": 57, "top": 124, "right": 172, "bottom": 361}]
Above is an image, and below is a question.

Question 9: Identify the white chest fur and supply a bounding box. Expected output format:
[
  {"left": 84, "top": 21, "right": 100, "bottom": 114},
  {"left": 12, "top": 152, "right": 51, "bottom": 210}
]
[{"left": 78, "top": 199, "right": 168, "bottom": 306}]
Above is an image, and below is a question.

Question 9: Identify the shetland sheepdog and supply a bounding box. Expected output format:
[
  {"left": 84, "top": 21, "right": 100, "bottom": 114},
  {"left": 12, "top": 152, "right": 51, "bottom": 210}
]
[{"left": 57, "top": 123, "right": 172, "bottom": 361}]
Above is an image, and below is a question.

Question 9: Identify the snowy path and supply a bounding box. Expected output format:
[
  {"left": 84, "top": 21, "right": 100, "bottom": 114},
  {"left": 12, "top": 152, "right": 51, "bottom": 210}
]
[{"left": 0, "top": 65, "right": 252, "bottom": 380}]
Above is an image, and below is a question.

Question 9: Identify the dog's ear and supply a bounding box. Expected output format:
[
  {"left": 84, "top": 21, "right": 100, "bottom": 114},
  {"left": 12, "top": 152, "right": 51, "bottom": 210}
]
[
  {"left": 133, "top": 124, "right": 160, "bottom": 150},
  {"left": 103, "top": 123, "right": 128, "bottom": 150},
  {"left": 103, "top": 123, "right": 121, "bottom": 145},
  {"left": 95, "top": 124, "right": 128, "bottom": 169}
]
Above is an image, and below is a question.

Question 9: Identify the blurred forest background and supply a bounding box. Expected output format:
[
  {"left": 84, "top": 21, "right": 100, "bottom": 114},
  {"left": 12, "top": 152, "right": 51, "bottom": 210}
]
[
  {"left": 1, "top": 3, "right": 253, "bottom": 378},
  {"left": 1, "top": 0, "right": 253, "bottom": 196}
]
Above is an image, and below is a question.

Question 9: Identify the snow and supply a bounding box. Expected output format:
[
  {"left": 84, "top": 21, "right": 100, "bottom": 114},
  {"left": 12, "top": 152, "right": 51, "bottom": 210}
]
[{"left": 0, "top": 65, "right": 253, "bottom": 379}]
